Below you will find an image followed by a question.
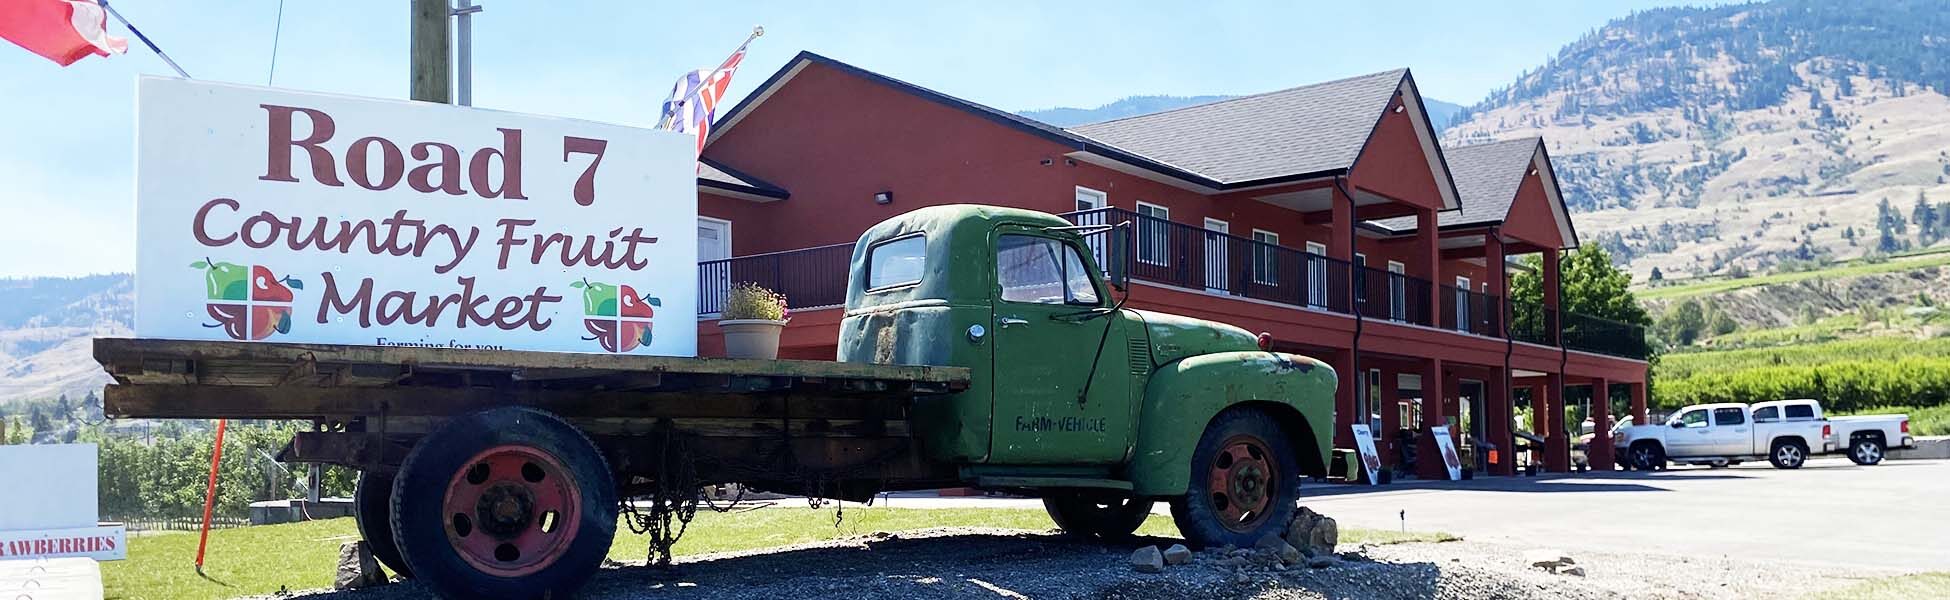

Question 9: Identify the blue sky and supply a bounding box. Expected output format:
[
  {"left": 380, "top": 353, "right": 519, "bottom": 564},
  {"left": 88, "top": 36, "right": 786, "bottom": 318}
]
[{"left": 0, "top": 0, "right": 1733, "bottom": 277}]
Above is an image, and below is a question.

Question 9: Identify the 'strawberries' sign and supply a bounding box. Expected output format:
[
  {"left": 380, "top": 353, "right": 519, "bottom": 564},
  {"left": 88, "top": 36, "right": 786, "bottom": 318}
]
[{"left": 136, "top": 78, "right": 698, "bottom": 355}]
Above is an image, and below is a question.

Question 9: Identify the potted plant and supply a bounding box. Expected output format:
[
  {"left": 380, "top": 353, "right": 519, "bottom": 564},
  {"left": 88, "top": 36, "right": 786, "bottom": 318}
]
[{"left": 718, "top": 282, "right": 790, "bottom": 359}]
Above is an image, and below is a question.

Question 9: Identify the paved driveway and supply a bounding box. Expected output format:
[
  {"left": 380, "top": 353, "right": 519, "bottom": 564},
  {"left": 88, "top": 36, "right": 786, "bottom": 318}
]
[{"left": 1301, "top": 458, "right": 1950, "bottom": 572}]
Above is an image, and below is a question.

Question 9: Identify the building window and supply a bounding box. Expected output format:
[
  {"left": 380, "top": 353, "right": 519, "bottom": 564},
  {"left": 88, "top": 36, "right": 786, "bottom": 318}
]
[
  {"left": 1136, "top": 202, "right": 1170, "bottom": 267},
  {"left": 1251, "top": 230, "right": 1279, "bottom": 285},
  {"left": 1455, "top": 276, "right": 1472, "bottom": 333},
  {"left": 1074, "top": 187, "right": 1108, "bottom": 267},
  {"left": 1353, "top": 253, "right": 1368, "bottom": 303},
  {"left": 1074, "top": 186, "right": 1106, "bottom": 212},
  {"left": 1304, "top": 242, "right": 1327, "bottom": 307},
  {"left": 1387, "top": 261, "right": 1407, "bottom": 322}
]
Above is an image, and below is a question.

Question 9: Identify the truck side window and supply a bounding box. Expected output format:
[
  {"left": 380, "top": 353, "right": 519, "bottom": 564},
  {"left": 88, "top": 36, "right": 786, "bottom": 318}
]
[
  {"left": 1678, "top": 409, "right": 1709, "bottom": 428},
  {"left": 866, "top": 235, "right": 927, "bottom": 290},
  {"left": 1752, "top": 406, "right": 1779, "bottom": 423},
  {"left": 1784, "top": 404, "right": 1815, "bottom": 420},
  {"left": 998, "top": 235, "right": 1098, "bottom": 305},
  {"left": 1712, "top": 407, "right": 1745, "bottom": 426}
]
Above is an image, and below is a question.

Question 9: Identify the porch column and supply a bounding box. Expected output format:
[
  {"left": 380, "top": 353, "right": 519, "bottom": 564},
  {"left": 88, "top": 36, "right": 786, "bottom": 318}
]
[
  {"left": 1631, "top": 381, "right": 1649, "bottom": 425},
  {"left": 1379, "top": 366, "right": 1401, "bottom": 468},
  {"left": 1544, "top": 372, "right": 1569, "bottom": 472},
  {"left": 1486, "top": 233, "right": 1507, "bottom": 336},
  {"left": 1417, "top": 357, "right": 1450, "bottom": 479},
  {"left": 1543, "top": 249, "right": 1562, "bottom": 345},
  {"left": 1487, "top": 372, "right": 1513, "bottom": 475},
  {"left": 1416, "top": 206, "right": 1441, "bottom": 323},
  {"left": 1331, "top": 349, "right": 1357, "bottom": 449},
  {"left": 1589, "top": 378, "right": 1614, "bottom": 471}
]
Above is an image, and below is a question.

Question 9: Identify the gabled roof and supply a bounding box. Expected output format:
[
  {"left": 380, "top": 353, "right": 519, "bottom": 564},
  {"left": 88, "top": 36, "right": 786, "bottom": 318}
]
[
  {"left": 697, "top": 157, "right": 788, "bottom": 201},
  {"left": 1369, "top": 137, "right": 1578, "bottom": 246},
  {"left": 1068, "top": 70, "right": 1408, "bottom": 185},
  {"left": 707, "top": 52, "right": 1456, "bottom": 198}
]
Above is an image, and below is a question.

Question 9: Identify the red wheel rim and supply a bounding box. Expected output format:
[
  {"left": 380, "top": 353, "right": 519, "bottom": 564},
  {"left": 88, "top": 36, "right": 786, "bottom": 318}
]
[
  {"left": 442, "top": 445, "right": 582, "bottom": 577},
  {"left": 1206, "top": 435, "right": 1277, "bottom": 533}
]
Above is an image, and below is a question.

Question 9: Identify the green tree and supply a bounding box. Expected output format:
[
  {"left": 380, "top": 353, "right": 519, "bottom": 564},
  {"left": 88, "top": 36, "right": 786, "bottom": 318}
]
[
  {"left": 1649, "top": 266, "right": 1664, "bottom": 281},
  {"left": 1662, "top": 300, "right": 1707, "bottom": 346},
  {"left": 1509, "top": 245, "right": 1655, "bottom": 355}
]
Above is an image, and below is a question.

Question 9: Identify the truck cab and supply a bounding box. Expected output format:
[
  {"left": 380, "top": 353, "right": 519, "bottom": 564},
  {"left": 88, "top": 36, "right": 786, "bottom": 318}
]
[{"left": 837, "top": 204, "right": 1337, "bottom": 546}]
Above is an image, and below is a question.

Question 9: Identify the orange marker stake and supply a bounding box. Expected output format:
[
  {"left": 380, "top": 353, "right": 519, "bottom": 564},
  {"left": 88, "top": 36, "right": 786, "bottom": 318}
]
[{"left": 194, "top": 418, "right": 228, "bottom": 576}]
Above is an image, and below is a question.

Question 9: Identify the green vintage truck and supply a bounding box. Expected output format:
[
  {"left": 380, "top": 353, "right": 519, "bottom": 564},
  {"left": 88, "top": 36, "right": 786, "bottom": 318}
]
[{"left": 95, "top": 204, "right": 1337, "bottom": 599}]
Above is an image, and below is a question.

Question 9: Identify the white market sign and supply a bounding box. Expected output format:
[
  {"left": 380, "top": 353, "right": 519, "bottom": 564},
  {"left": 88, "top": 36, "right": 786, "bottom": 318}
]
[{"left": 136, "top": 77, "right": 698, "bottom": 355}]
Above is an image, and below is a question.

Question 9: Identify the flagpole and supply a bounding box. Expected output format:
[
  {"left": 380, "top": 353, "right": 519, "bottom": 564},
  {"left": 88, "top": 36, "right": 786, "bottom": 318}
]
[
  {"left": 657, "top": 26, "right": 763, "bottom": 130},
  {"left": 98, "top": 0, "right": 191, "bottom": 78}
]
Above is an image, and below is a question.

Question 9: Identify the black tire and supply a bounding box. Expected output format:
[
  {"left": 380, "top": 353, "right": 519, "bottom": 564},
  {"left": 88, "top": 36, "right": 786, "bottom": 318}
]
[
  {"left": 1043, "top": 495, "right": 1154, "bottom": 540},
  {"left": 1628, "top": 442, "right": 1666, "bottom": 471},
  {"left": 1769, "top": 439, "right": 1808, "bottom": 470},
  {"left": 1169, "top": 407, "right": 1300, "bottom": 549},
  {"left": 354, "top": 470, "right": 412, "bottom": 579},
  {"left": 1848, "top": 437, "right": 1886, "bottom": 466},
  {"left": 391, "top": 407, "right": 617, "bottom": 599}
]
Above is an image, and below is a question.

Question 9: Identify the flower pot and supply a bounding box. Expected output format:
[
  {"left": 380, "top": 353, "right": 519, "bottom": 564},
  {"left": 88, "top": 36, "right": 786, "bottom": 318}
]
[{"left": 719, "top": 319, "right": 788, "bottom": 359}]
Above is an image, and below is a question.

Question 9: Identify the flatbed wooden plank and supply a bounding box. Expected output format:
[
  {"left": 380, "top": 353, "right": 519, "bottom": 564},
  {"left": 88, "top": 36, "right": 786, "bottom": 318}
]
[{"left": 94, "top": 337, "right": 968, "bottom": 385}]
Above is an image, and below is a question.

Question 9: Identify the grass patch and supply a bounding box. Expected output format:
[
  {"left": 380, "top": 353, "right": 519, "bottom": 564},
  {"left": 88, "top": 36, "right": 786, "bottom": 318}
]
[
  {"left": 1637, "top": 248, "right": 1950, "bottom": 301},
  {"left": 1807, "top": 571, "right": 1950, "bottom": 599},
  {"left": 105, "top": 506, "right": 1454, "bottom": 600}
]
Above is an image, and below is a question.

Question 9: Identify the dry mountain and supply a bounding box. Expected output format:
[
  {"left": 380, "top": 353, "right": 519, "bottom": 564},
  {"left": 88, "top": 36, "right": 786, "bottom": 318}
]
[{"left": 1444, "top": 0, "right": 1950, "bottom": 281}]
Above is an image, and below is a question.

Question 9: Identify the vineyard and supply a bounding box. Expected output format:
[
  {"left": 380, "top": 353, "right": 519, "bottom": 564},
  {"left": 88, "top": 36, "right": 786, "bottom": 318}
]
[{"left": 1654, "top": 337, "right": 1950, "bottom": 433}]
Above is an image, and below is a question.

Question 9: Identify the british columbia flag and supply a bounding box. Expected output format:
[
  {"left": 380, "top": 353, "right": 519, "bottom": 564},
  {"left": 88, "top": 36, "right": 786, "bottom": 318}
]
[{"left": 659, "top": 39, "right": 750, "bottom": 157}]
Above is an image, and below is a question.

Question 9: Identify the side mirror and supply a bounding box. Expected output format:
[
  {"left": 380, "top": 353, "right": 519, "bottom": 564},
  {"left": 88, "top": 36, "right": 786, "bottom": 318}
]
[
  {"left": 1105, "top": 220, "right": 1132, "bottom": 292},
  {"left": 1669, "top": 421, "right": 1685, "bottom": 429}
]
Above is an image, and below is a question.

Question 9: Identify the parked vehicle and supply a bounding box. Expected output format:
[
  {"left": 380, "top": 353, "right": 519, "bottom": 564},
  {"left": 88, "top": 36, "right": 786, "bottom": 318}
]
[
  {"left": 95, "top": 205, "right": 1338, "bottom": 599},
  {"left": 1572, "top": 415, "right": 1632, "bottom": 470},
  {"left": 1612, "top": 403, "right": 1832, "bottom": 470},
  {"left": 1743, "top": 399, "right": 1914, "bottom": 466}
]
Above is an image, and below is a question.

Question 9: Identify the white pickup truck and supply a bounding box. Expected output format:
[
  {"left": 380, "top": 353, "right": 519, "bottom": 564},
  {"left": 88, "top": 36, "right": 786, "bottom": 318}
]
[
  {"left": 1748, "top": 399, "right": 1912, "bottom": 465},
  {"left": 1612, "top": 402, "right": 1834, "bottom": 470}
]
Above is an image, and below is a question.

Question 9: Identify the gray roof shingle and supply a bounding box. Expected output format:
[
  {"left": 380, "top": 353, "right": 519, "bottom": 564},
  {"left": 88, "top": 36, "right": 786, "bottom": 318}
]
[
  {"left": 697, "top": 157, "right": 788, "bottom": 199},
  {"left": 1067, "top": 69, "right": 1408, "bottom": 184},
  {"left": 1371, "top": 137, "right": 1541, "bottom": 232}
]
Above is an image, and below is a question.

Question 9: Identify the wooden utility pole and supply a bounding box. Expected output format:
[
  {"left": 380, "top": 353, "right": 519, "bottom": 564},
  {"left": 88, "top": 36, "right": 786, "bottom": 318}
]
[{"left": 410, "top": 0, "right": 451, "bottom": 103}]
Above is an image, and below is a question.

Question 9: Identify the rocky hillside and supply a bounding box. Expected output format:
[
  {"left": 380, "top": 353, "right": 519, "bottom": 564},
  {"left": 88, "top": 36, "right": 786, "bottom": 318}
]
[
  {"left": 0, "top": 275, "right": 130, "bottom": 404},
  {"left": 1445, "top": 0, "right": 1950, "bottom": 280}
]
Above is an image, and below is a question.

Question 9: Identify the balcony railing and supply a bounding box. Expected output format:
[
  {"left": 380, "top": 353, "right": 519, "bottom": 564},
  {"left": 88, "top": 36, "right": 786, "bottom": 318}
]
[
  {"left": 697, "top": 242, "right": 852, "bottom": 315},
  {"left": 691, "top": 208, "right": 1648, "bottom": 361}
]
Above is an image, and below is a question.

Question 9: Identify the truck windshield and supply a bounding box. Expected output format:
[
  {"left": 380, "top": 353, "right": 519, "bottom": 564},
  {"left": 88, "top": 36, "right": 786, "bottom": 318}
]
[{"left": 997, "top": 234, "right": 1099, "bottom": 305}]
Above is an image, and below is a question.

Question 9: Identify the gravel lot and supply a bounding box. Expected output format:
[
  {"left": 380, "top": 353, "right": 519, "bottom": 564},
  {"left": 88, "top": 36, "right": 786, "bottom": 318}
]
[{"left": 283, "top": 525, "right": 1880, "bottom": 600}]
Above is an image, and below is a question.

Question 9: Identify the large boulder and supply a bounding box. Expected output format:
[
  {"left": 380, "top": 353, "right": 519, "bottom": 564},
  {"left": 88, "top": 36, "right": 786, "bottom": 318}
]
[
  {"left": 1284, "top": 507, "right": 1340, "bottom": 556},
  {"left": 1162, "top": 544, "right": 1193, "bottom": 566},
  {"left": 1129, "top": 545, "right": 1165, "bottom": 573},
  {"left": 334, "top": 541, "right": 386, "bottom": 590}
]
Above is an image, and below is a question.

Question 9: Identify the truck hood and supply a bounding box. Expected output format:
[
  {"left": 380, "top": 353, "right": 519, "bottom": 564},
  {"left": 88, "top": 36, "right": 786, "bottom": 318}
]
[{"left": 1128, "top": 309, "right": 1258, "bottom": 366}]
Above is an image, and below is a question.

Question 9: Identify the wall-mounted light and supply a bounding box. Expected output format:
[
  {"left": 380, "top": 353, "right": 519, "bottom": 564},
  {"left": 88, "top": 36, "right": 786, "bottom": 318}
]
[
  {"left": 1064, "top": 158, "right": 1077, "bottom": 167},
  {"left": 1393, "top": 104, "right": 1405, "bottom": 113},
  {"left": 1530, "top": 168, "right": 1540, "bottom": 177},
  {"left": 1040, "top": 158, "right": 1055, "bottom": 166},
  {"left": 874, "top": 191, "right": 894, "bottom": 205}
]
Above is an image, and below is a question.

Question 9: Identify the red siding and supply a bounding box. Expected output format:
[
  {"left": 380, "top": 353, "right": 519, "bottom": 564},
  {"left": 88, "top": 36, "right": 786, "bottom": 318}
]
[
  {"left": 1500, "top": 162, "right": 1567, "bottom": 250},
  {"left": 1347, "top": 97, "right": 1447, "bottom": 211}
]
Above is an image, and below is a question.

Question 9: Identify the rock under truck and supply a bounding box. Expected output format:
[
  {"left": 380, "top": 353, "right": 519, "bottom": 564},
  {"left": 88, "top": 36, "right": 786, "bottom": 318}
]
[{"left": 94, "top": 204, "right": 1337, "bottom": 598}]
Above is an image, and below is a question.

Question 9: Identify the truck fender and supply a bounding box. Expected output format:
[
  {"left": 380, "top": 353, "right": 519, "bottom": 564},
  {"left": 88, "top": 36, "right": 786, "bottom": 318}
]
[{"left": 1126, "top": 351, "right": 1336, "bottom": 497}]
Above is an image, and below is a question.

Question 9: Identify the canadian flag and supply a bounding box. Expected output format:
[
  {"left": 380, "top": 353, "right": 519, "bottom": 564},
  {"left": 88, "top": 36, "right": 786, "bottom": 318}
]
[{"left": 0, "top": 0, "right": 128, "bottom": 66}]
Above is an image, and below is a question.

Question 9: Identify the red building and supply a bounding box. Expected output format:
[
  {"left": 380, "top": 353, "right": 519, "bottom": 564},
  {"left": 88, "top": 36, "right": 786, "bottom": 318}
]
[{"left": 686, "top": 52, "right": 1648, "bottom": 477}]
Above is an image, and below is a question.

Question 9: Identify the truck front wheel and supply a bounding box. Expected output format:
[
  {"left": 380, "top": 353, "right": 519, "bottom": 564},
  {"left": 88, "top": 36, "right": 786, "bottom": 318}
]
[
  {"left": 354, "top": 470, "right": 412, "bottom": 579},
  {"left": 1170, "top": 408, "right": 1300, "bottom": 549},
  {"left": 1769, "top": 439, "right": 1808, "bottom": 469},
  {"left": 1628, "top": 442, "right": 1665, "bottom": 471},
  {"left": 390, "top": 407, "right": 618, "bottom": 599},
  {"left": 1043, "top": 495, "right": 1153, "bottom": 540}
]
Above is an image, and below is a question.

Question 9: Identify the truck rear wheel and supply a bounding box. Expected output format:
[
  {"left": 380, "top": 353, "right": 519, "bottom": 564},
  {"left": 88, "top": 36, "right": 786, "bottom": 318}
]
[
  {"left": 390, "top": 407, "right": 617, "bottom": 599},
  {"left": 1848, "top": 437, "right": 1885, "bottom": 465},
  {"left": 354, "top": 470, "right": 411, "bottom": 579},
  {"left": 1043, "top": 495, "right": 1153, "bottom": 540},
  {"left": 1170, "top": 408, "right": 1300, "bottom": 549},
  {"left": 1769, "top": 439, "right": 1808, "bottom": 469}
]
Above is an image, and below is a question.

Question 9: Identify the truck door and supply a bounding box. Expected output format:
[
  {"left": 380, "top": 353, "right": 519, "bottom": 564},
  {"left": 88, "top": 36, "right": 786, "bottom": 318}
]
[
  {"left": 1667, "top": 407, "right": 1712, "bottom": 456},
  {"left": 1708, "top": 406, "right": 1751, "bottom": 455},
  {"left": 988, "top": 230, "right": 1135, "bottom": 464}
]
